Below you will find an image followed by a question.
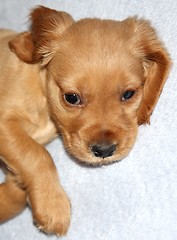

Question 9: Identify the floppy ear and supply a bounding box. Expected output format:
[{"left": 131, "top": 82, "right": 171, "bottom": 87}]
[
  {"left": 9, "top": 6, "right": 74, "bottom": 64},
  {"left": 126, "top": 18, "right": 171, "bottom": 125}
]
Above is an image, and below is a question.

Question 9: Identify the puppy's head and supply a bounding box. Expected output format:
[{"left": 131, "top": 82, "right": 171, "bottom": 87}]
[{"left": 9, "top": 6, "right": 171, "bottom": 165}]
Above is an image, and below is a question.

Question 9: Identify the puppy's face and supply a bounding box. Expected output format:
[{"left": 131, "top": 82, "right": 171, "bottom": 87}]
[
  {"left": 9, "top": 7, "right": 170, "bottom": 165},
  {"left": 46, "top": 20, "right": 144, "bottom": 165}
]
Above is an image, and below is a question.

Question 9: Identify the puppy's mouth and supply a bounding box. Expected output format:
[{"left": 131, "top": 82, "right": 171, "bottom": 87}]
[
  {"left": 63, "top": 136, "right": 133, "bottom": 166},
  {"left": 73, "top": 144, "right": 129, "bottom": 167},
  {"left": 61, "top": 125, "right": 137, "bottom": 166}
]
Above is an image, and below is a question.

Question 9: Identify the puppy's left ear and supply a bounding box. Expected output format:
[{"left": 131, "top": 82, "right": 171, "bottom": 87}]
[
  {"left": 127, "top": 18, "right": 171, "bottom": 125},
  {"left": 9, "top": 6, "right": 74, "bottom": 64}
]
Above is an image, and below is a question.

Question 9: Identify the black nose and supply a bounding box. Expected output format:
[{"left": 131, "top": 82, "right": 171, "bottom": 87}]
[{"left": 91, "top": 143, "right": 117, "bottom": 158}]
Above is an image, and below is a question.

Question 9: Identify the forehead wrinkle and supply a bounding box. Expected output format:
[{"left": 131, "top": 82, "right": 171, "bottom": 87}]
[{"left": 55, "top": 58, "right": 143, "bottom": 101}]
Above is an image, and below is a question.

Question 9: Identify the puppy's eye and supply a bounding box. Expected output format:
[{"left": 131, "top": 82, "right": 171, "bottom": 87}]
[
  {"left": 121, "top": 90, "right": 135, "bottom": 101},
  {"left": 64, "top": 93, "right": 82, "bottom": 105}
]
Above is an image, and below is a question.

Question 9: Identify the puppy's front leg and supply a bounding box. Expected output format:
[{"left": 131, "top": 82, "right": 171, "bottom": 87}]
[{"left": 0, "top": 119, "right": 70, "bottom": 236}]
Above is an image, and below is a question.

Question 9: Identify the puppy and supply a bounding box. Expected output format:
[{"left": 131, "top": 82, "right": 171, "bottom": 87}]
[{"left": 0, "top": 6, "right": 171, "bottom": 235}]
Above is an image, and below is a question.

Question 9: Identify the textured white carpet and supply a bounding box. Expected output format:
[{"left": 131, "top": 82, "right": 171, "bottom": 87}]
[{"left": 0, "top": 1, "right": 177, "bottom": 239}]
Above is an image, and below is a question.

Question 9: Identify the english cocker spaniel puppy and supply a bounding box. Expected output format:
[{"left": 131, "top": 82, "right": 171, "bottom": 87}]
[{"left": 0, "top": 6, "right": 171, "bottom": 236}]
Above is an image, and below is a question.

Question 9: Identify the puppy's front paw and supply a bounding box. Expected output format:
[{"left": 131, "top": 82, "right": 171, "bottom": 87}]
[{"left": 32, "top": 189, "right": 71, "bottom": 236}]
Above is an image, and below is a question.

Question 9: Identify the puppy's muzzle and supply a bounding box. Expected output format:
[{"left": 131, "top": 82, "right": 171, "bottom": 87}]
[{"left": 90, "top": 143, "right": 117, "bottom": 159}]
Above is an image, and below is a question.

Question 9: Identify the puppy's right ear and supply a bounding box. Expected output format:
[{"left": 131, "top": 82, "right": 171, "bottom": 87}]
[{"left": 9, "top": 6, "right": 74, "bottom": 64}]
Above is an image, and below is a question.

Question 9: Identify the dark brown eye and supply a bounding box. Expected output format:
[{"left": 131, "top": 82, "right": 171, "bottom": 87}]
[
  {"left": 64, "top": 93, "right": 81, "bottom": 105},
  {"left": 121, "top": 90, "right": 135, "bottom": 101}
]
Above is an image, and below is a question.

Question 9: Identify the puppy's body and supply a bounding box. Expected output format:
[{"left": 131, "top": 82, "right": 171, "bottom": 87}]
[
  {"left": 0, "top": 6, "right": 171, "bottom": 236},
  {"left": 0, "top": 30, "right": 69, "bottom": 235}
]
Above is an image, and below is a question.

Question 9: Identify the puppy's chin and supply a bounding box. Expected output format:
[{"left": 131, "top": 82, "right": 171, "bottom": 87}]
[{"left": 69, "top": 150, "right": 130, "bottom": 167}]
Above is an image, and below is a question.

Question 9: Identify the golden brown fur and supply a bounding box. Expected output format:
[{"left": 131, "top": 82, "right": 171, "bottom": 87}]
[{"left": 0, "top": 6, "right": 171, "bottom": 235}]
